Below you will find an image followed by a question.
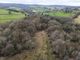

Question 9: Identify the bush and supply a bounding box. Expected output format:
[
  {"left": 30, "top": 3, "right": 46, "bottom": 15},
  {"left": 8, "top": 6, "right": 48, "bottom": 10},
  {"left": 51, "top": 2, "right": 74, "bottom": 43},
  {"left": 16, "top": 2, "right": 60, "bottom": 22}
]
[
  {"left": 48, "top": 20, "right": 61, "bottom": 27},
  {"left": 1, "top": 43, "right": 16, "bottom": 56},
  {"left": 75, "top": 24, "right": 80, "bottom": 30},
  {"left": 0, "top": 20, "right": 36, "bottom": 56},
  {"left": 63, "top": 24, "right": 75, "bottom": 33},
  {"left": 52, "top": 16, "right": 73, "bottom": 24},
  {"left": 49, "top": 30, "right": 64, "bottom": 41},
  {"left": 75, "top": 52, "right": 80, "bottom": 60},
  {"left": 40, "top": 15, "right": 50, "bottom": 23},
  {"left": 51, "top": 40, "right": 66, "bottom": 59}
]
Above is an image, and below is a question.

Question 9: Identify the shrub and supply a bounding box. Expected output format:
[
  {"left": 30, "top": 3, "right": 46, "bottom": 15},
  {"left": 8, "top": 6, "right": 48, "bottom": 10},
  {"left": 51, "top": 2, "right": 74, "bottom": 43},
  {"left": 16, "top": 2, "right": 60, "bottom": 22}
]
[
  {"left": 48, "top": 20, "right": 61, "bottom": 27},
  {"left": 40, "top": 15, "right": 50, "bottom": 23},
  {"left": 0, "top": 20, "right": 36, "bottom": 56},
  {"left": 49, "top": 30, "right": 64, "bottom": 41},
  {"left": 51, "top": 39, "right": 66, "bottom": 59}
]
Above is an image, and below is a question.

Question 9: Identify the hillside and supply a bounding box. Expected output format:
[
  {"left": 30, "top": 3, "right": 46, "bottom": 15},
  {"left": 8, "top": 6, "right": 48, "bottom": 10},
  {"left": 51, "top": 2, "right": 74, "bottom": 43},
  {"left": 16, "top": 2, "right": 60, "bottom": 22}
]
[
  {"left": 0, "top": 9, "right": 25, "bottom": 23},
  {"left": 0, "top": 15, "right": 80, "bottom": 60},
  {"left": 0, "top": 3, "right": 80, "bottom": 9}
]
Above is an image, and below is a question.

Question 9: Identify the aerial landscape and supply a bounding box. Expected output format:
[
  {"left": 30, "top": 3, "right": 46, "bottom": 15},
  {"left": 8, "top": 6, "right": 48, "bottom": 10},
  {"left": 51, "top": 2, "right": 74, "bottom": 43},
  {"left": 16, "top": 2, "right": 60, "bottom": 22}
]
[{"left": 0, "top": 0, "right": 80, "bottom": 60}]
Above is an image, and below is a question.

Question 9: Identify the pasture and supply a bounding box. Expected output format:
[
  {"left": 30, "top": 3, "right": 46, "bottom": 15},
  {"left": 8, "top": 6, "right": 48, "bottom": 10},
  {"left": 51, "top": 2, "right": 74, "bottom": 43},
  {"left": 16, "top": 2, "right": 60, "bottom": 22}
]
[
  {"left": 44, "top": 11, "right": 73, "bottom": 17},
  {"left": 0, "top": 9, "right": 25, "bottom": 23}
]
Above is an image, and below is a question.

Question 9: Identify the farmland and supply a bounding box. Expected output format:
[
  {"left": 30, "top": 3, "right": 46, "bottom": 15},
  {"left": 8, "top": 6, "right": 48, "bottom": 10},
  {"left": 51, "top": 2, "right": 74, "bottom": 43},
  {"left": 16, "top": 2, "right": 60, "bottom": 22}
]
[
  {"left": 44, "top": 11, "right": 74, "bottom": 17},
  {"left": 49, "top": 11, "right": 73, "bottom": 17},
  {"left": 0, "top": 9, "right": 25, "bottom": 23},
  {"left": 0, "top": 8, "right": 75, "bottom": 23}
]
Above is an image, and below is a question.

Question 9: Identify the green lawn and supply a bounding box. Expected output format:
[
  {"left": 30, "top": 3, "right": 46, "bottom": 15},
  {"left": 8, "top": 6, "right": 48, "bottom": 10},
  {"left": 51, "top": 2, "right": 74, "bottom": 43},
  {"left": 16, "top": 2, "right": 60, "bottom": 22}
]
[
  {"left": 0, "top": 9, "right": 25, "bottom": 23},
  {"left": 44, "top": 11, "right": 73, "bottom": 17}
]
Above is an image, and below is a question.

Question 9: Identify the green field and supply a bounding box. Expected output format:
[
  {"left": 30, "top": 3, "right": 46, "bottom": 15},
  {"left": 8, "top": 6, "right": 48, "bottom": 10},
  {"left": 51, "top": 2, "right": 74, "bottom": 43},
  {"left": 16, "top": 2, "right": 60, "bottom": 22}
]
[
  {"left": 44, "top": 11, "right": 73, "bottom": 17},
  {"left": 0, "top": 9, "right": 25, "bottom": 23},
  {"left": 0, "top": 9, "right": 74, "bottom": 23}
]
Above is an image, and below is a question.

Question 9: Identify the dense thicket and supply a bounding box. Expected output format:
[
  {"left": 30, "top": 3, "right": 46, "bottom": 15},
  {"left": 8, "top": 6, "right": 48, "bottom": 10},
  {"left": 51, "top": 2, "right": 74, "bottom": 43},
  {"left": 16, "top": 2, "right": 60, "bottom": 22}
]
[
  {"left": 0, "top": 20, "right": 36, "bottom": 56},
  {"left": 0, "top": 15, "right": 80, "bottom": 60}
]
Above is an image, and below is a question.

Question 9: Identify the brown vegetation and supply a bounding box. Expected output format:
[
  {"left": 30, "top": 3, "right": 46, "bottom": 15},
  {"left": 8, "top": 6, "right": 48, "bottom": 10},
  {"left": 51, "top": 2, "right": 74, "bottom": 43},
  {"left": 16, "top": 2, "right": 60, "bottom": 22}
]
[{"left": 0, "top": 15, "right": 80, "bottom": 60}]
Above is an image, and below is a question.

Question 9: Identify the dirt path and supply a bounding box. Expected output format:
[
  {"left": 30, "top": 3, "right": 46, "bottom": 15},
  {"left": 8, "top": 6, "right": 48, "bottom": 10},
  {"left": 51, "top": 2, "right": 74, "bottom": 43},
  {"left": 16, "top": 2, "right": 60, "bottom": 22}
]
[
  {"left": 0, "top": 31, "right": 51, "bottom": 60},
  {"left": 74, "top": 15, "right": 80, "bottom": 24},
  {"left": 34, "top": 31, "right": 48, "bottom": 60}
]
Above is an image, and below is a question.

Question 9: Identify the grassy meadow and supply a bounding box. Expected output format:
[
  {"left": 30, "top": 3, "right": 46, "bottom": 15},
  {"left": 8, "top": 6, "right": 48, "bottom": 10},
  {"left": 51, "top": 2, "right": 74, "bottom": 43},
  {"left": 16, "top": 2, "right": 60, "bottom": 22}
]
[
  {"left": 0, "top": 9, "right": 25, "bottom": 23},
  {"left": 44, "top": 11, "right": 73, "bottom": 17}
]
